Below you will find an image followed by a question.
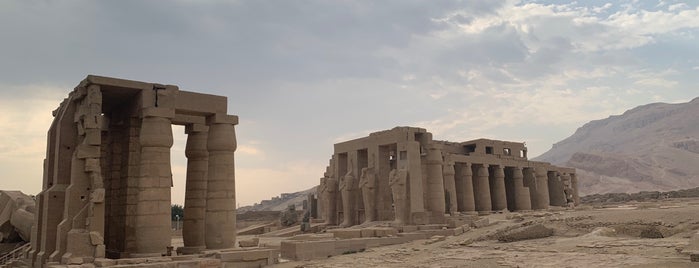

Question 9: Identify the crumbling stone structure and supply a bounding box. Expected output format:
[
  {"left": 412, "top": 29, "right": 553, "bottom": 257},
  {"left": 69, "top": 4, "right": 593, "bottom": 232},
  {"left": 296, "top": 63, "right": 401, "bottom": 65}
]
[
  {"left": 0, "top": 191, "right": 35, "bottom": 243},
  {"left": 317, "top": 127, "right": 578, "bottom": 226},
  {"left": 31, "top": 76, "right": 238, "bottom": 266}
]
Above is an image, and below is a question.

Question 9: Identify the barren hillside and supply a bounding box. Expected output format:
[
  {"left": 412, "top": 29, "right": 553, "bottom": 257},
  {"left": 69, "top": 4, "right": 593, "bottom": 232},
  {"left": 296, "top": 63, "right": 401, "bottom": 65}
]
[{"left": 535, "top": 97, "right": 699, "bottom": 195}]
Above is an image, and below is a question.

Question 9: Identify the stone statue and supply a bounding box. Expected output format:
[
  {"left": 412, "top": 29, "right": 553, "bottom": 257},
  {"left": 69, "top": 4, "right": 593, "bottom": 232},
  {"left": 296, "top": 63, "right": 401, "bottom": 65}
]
[
  {"left": 358, "top": 167, "right": 377, "bottom": 223},
  {"left": 389, "top": 168, "right": 408, "bottom": 225},
  {"left": 317, "top": 176, "right": 327, "bottom": 221},
  {"left": 323, "top": 175, "right": 339, "bottom": 225},
  {"left": 339, "top": 164, "right": 356, "bottom": 227}
]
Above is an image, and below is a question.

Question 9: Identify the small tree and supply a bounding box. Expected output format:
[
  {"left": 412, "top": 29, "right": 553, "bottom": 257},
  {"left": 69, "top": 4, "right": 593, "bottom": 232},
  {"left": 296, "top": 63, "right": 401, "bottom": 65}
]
[{"left": 171, "top": 204, "right": 184, "bottom": 221}]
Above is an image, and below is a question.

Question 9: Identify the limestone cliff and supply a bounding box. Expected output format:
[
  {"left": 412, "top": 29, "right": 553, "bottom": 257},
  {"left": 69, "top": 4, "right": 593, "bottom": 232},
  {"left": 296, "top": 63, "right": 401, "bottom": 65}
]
[{"left": 535, "top": 97, "right": 699, "bottom": 195}]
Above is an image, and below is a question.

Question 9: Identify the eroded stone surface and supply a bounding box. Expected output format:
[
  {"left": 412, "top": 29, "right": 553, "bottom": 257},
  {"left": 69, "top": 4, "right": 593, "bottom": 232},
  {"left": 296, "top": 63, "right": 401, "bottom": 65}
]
[{"left": 30, "top": 76, "right": 239, "bottom": 267}]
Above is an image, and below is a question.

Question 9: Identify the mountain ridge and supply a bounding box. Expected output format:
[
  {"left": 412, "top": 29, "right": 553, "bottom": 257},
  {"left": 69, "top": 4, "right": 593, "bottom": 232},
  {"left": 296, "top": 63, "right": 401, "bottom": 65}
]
[{"left": 535, "top": 97, "right": 699, "bottom": 195}]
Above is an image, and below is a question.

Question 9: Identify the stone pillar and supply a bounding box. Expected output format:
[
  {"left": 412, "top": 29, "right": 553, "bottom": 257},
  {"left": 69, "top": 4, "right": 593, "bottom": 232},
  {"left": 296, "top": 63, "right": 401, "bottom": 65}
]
[
  {"left": 534, "top": 167, "right": 550, "bottom": 210},
  {"left": 181, "top": 125, "right": 208, "bottom": 253},
  {"left": 571, "top": 173, "right": 580, "bottom": 205},
  {"left": 205, "top": 119, "right": 237, "bottom": 250},
  {"left": 523, "top": 167, "right": 539, "bottom": 210},
  {"left": 473, "top": 164, "right": 492, "bottom": 215},
  {"left": 457, "top": 163, "right": 476, "bottom": 214},
  {"left": 511, "top": 167, "right": 531, "bottom": 211},
  {"left": 134, "top": 114, "right": 173, "bottom": 255},
  {"left": 425, "top": 146, "right": 446, "bottom": 221},
  {"left": 489, "top": 165, "right": 507, "bottom": 212},
  {"left": 442, "top": 160, "right": 458, "bottom": 215},
  {"left": 548, "top": 172, "right": 567, "bottom": 207}
]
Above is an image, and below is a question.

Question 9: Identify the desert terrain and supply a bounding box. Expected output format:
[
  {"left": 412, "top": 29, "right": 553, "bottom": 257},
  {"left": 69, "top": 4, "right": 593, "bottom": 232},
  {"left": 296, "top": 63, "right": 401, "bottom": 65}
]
[{"left": 253, "top": 198, "right": 699, "bottom": 268}]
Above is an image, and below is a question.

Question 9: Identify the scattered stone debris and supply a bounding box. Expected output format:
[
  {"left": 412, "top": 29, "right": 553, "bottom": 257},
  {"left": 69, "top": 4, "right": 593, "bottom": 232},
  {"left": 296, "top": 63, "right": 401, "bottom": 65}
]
[
  {"left": 238, "top": 237, "right": 260, "bottom": 248},
  {"left": 497, "top": 224, "right": 554, "bottom": 242},
  {"left": 471, "top": 218, "right": 490, "bottom": 228},
  {"left": 639, "top": 226, "right": 664, "bottom": 239},
  {"left": 424, "top": 235, "right": 446, "bottom": 245},
  {"left": 281, "top": 204, "right": 300, "bottom": 227},
  {"left": 582, "top": 187, "right": 699, "bottom": 204}
]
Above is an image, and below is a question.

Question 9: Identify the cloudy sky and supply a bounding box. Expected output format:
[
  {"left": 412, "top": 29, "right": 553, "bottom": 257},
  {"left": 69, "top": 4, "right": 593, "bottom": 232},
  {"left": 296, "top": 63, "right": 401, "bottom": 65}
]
[{"left": 0, "top": 0, "right": 697, "bottom": 206}]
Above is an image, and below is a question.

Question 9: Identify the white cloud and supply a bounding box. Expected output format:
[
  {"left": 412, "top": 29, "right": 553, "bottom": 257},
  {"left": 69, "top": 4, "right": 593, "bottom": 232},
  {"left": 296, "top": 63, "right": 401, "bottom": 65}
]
[{"left": 668, "top": 3, "right": 688, "bottom": 11}]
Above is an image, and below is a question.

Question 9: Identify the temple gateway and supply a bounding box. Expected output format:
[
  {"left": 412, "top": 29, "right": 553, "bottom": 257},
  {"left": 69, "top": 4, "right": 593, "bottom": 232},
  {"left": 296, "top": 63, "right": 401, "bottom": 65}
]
[
  {"left": 317, "top": 127, "right": 579, "bottom": 226},
  {"left": 31, "top": 76, "right": 239, "bottom": 266}
]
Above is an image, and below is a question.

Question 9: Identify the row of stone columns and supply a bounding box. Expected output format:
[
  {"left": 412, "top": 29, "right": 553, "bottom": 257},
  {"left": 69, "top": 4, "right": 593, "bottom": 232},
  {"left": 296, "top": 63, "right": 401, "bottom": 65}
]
[
  {"left": 319, "top": 156, "right": 576, "bottom": 226},
  {"left": 446, "top": 163, "right": 573, "bottom": 215}
]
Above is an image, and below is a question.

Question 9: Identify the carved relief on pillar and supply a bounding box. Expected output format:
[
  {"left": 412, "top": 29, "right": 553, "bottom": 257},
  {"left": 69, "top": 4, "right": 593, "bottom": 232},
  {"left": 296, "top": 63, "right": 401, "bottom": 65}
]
[
  {"left": 359, "top": 167, "right": 377, "bottom": 223},
  {"left": 389, "top": 168, "right": 409, "bottom": 225}
]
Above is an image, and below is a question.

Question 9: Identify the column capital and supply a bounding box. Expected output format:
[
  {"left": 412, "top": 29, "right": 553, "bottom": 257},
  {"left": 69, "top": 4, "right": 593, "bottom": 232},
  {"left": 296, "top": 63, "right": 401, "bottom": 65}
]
[{"left": 185, "top": 123, "right": 209, "bottom": 134}]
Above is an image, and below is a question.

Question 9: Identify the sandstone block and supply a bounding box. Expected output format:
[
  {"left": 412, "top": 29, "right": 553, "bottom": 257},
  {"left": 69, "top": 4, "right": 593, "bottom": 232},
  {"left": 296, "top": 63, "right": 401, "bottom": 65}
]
[
  {"left": 498, "top": 224, "right": 554, "bottom": 242},
  {"left": 89, "top": 231, "right": 104, "bottom": 245},
  {"left": 360, "top": 228, "right": 376, "bottom": 238},
  {"left": 238, "top": 237, "right": 259, "bottom": 248},
  {"left": 329, "top": 229, "right": 362, "bottom": 239},
  {"left": 373, "top": 227, "right": 398, "bottom": 237},
  {"left": 94, "top": 258, "right": 116, "bottom": 267},
  {"left": 471, "top": 218, "right": 489, "bottom": 228}
]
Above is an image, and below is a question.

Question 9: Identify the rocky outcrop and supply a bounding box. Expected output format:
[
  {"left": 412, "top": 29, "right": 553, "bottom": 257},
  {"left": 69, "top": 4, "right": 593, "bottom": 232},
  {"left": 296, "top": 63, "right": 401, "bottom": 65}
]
[{"left": 535, "top": 97, "right": 699, "bottom": 195}]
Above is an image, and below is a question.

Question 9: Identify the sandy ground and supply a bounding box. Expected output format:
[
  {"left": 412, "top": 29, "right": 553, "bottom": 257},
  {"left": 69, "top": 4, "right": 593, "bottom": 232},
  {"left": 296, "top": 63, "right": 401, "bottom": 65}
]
[{"left": 265, "top": 198, "right": 699, "bottom": 268}]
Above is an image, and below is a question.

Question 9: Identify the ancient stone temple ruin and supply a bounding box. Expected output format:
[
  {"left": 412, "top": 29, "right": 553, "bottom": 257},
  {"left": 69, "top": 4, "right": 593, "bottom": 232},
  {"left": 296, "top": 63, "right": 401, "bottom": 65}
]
[
  {"left": 31, "top": 76, "right": 238, "bottom": 266},
  {"left": 317, "top": 127, "right": 579, "bottom": 226}
]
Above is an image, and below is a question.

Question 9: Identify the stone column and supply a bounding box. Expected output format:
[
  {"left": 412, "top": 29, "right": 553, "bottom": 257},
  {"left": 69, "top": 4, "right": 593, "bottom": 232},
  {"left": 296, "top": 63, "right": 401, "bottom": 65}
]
[
  {"left": 511, "top": 167, "right": 531, "bottom": 211},
  {"left": 442, "top": 160, "right": 458, "bottom": 215},
  {"left": 474, "top": 164, "right": 492, "bottom": 215},
  {"left": 523, "top": 167, "right": 539, "bottom": 210},
  {"left": 425, "top": 146, "right": 446, "bottom": 221},
  {"left": 490, "top": 165, "right": 507, "bottom": 212},
  {"left": 205, "top": 118, "right": 237, "bottom": 250},
  {"left": 570, "top": 173, "right": 580, "bottom": 205},
  {"left": 548, "top": 172, "right": 567, "bottom": 207},
  {"left": 535, "top": 167, "right": 550, "bottom": 210},
  {"left": 134, "top": 114, "right": 173, "bottom": 255},
  {"left": 457, "top": 163, "right": 476, "bottom": 214},
  {"left": 181, "top": 124, "right": 208, "bottom": 253}
]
